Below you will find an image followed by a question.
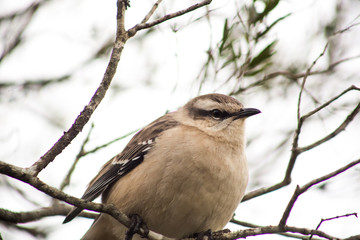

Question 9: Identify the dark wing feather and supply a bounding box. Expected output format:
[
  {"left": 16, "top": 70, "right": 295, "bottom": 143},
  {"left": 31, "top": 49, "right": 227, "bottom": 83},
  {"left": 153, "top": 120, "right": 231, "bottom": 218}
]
[{"left": 63, "top": 114, "right": 179, "bottom": 224}]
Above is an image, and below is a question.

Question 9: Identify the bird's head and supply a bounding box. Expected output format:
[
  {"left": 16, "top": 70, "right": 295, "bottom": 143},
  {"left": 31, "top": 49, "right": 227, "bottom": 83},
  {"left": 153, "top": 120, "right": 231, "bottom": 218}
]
[{"left": 176, "top": 93, "right": 260, "bottom": 144}]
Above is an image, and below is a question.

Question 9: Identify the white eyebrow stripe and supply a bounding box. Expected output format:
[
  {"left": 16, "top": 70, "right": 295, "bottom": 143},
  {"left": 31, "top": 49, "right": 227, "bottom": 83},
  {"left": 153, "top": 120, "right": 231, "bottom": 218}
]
[{"left": 193, "top": 98, "right": 220, "bottom": 111}]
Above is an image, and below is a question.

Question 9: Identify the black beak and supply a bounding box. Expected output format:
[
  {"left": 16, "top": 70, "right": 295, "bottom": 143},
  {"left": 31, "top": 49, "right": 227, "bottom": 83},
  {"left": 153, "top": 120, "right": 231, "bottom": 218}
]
[{"left": 235, "top": 108, "right": 261, "bottom": 119}]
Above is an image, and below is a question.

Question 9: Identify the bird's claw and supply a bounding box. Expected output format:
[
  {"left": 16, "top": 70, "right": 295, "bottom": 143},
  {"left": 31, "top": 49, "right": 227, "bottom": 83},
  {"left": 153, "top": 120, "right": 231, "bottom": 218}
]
[
  {"left": 123, "top": 0, "right": 130, "bottom": 9},
  {"left": 189, "top": 229, "right": 213, "bottom": 240},
  {"left": 125, "top": 214, "right": 149, "bottom": 240}
]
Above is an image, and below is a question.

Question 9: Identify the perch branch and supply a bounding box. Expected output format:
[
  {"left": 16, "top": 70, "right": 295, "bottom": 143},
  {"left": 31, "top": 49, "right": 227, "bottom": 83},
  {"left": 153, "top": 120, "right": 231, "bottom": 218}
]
[
  {"left": 231, "top": 218, "right": 323, "bottom": 240},
  {"left": 224, "top": 225, "right": 337, "bottom": 240},
  {"left": 0, "top": 161, "right": 171, "bottom": 240}
]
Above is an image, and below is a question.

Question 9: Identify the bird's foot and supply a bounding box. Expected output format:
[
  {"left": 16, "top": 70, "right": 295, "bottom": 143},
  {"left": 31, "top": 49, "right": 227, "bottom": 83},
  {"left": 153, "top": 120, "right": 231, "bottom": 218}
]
[
  {"left": 189, "top": 229, "right": 213, "bottom": 240},
  {"left": 123, "top": 0, "right": 130, "bottom": 9},
  {"left": 125, "top": 214, "right": 149, "bottom": 240}
]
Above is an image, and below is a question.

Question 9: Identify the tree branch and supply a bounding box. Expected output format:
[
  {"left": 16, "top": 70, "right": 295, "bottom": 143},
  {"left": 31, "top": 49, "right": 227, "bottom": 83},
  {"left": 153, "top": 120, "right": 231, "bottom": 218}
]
[
  {"left": 224, "top": 225, "right": 337, "bottom": 240},
  {"left": 0, "top": 75, "right": 71, "bottom": 92},
  {"left": 279, "top": 158, "right": 360, "bottom": 227},
  {"left": 0, "top": 205, "right": 96, "bottom": 223},
  {"left": 298, "top": 101, "right": 360, "bottom": 153},
  {"left": 0, "top": 161, "right": 172, "bottom": 240},
  {"left": 296, "top": 43, "right": 329, "bottom": 122},
  {"left": 141, "top": 0, "right": 163, "bottom": 24},
  {"left": 83, "top": 128, "right": 138, "bottom": 157},
  {"left": 0, "top": 221, "right": 46, "bottom": 239},
  {"left": 309, "top": 213, "right": 358, "bottom": 240},
  {"left": 231, "top": 219, "right": 323, "bottom": 240},
  {"left": 0, "top": 2, "right": 42, "bottom": 62},
  {"left": 26, "top": 0, "right": 128, "bottom": 176},
  {"left": 59, "top": 123, "right": 95, "bottom": 191},
  {"left": 127, "top": 0, "right": 212, "bottom": 38},
  {"left": 301, "top": 85, "right": 360, "bottom": 121}
]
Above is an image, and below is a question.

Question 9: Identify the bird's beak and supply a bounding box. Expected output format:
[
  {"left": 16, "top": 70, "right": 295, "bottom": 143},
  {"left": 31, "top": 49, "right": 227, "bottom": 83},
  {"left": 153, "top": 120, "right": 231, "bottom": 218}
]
[{"left": 234, "top": 108, "right": 261, "bottom": 119}]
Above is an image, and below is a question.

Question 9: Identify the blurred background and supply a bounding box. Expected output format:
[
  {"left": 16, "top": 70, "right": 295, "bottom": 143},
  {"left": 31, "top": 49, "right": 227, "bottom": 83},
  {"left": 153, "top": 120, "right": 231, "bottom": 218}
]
[{"left": 0, "top": 0, "right": 360, "bottom": 239}]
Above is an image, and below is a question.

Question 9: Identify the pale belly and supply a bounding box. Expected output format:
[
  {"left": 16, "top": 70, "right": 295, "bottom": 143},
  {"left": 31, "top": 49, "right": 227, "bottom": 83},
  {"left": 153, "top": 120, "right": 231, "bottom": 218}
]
[
  {"left": 107, "top": 131, "right": 249, "bottom": 238},
  {"left": 107, "top": 153, "right": 248, "bottom": 238}
]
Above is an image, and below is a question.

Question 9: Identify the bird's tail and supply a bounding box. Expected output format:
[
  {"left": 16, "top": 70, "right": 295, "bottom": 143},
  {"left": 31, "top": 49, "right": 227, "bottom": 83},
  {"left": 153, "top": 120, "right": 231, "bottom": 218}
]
[{"left": 63, "top": 207, "right": 84, "bottom": 224}]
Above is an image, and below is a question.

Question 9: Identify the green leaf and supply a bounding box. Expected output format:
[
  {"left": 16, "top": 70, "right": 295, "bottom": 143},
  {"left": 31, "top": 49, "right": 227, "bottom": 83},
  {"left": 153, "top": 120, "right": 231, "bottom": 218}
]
[
  {"left": 219, "top": 19, "right": 229, "bottom": 54},
  {"left": 244, "top": 62, "right": 272, "bottom": 76},
  {"left": 256, "top": 13, "right": 291, "bottom": 40},
  {"left": 248, "top": 40, "right": 277, "bottom": 69},
  {"left": 253, "top": 0, "right": 280, "bottom": 23}
]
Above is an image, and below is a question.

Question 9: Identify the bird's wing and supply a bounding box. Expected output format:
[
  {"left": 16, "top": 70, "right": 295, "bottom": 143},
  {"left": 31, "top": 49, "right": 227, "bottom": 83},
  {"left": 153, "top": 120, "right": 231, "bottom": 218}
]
[{"left": 63, "top": 114, "right": 178, "bottom": 223}]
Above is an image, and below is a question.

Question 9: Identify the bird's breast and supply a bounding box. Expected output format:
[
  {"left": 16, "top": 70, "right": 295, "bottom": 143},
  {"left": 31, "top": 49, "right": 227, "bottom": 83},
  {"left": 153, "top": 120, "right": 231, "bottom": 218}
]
[{"left": 140, "top": 127, "right": 249, "bottom": 237}]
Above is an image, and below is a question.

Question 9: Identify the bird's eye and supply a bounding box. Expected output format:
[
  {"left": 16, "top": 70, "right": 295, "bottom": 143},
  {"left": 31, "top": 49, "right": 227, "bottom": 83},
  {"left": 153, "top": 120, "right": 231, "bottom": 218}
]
[{"left": 210, "top": 109, "right": 223, "bottom": 119}]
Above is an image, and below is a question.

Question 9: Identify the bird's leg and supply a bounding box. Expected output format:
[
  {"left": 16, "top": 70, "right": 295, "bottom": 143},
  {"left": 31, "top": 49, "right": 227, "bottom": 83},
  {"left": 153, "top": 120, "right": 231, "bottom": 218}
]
[
  {"left": 123, "top": 0, "right": 130, "bottom": 9},
  {"left": 189, "top": 229, "right": 213, "bottom": 240},
  {"left": 125, "top": 214, "right": 149, "bottom": 240}
]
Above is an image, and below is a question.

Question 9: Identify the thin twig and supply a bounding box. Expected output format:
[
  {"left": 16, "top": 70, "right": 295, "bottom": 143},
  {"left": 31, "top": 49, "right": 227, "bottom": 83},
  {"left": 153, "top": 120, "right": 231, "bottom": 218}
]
[
  {"left": 301, "top": 85, "right": 360, "bottom": 121},
  {"left": 298, "top": 101, "right": 360, "bottom": 153},
  {"left": 141, "top": 0, "right": 163, "bottom": 24},
  {"left": 223, "top": 224, "right": 337, "bottom": 240},
  {"left": 242, "top": 181, "right": 288, "bottom": 201},
  {"left": 0, "top": 221, "right": 46, "bottom": 238},
  {"left": 333, "top": 22, "right": 360, "bottom": 35},
  {"left": 59, "top": 124, "right": 95, "bottom": 191},
  {"left": 231, "top": 218, "right": 323, "bottom": 240},
  {"left": 0, "top": 2, "right": 41, "bottom": 62},
  {"left": 84, "top": 128, "right": 138, "bottom": 156},
  {"left": 309, "top": 213, "right": 358, "bottom": 240},
  {"left": 0, "top": 204, "right": 96, "bottom": 223},
  {"left": 279, "top": 158, "right": 360, "bottom": 227},
  {"left": 127, "top": 0, "right": 212, "bottom": 37},
  {"left": 232, "top": 53, "right": 360, "bottom": 94},
  {"left": 297, "top": 43, "right": 329, "bottom": 122},
  {"left": 1, "top": 178, "right": 42, "bottom": 207},
  {"left": 0, "top": 74, "right": 71, "bottom": 91}
]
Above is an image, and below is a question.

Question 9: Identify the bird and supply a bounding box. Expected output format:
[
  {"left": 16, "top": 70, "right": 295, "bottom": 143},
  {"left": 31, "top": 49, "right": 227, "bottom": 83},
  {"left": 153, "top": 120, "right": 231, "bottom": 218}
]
[{"left": 63, "top": 93, "right": 260, "bottom": 240}]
